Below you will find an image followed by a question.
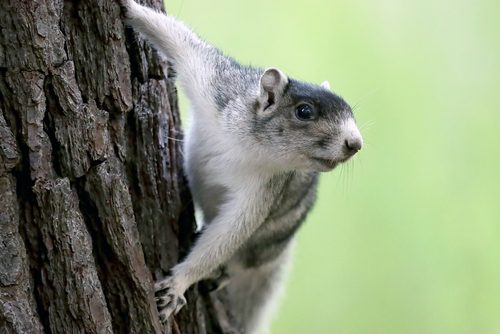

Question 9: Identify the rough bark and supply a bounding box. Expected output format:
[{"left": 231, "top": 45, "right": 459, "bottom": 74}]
[{"left": 0, "top": 1, "right": 223, "bottom": 333}]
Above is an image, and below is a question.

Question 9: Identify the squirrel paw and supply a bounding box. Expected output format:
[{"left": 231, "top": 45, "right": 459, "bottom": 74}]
[{"left": 154, "top": 277, "right": 187, "bottom": 323}]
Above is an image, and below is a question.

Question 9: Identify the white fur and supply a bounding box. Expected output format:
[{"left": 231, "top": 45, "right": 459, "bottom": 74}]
[
  {"left": 171, "top": 174, "right": 274, "bottom": 289},
  {"left": 320, "top": 80, "right": 330, "bottom": 90},
  {"left": 124, "top": 0, "right": 218, "bottom": 110},
  {"left": 225, "top": 241, "right": 296, "bottom": 334},
  {"left": 124, "top": 1, "right": 362, "bottom": 331},
  {"left": 342, "top": 117, "right": 363, "bottom": 149},
  {"left": 126, "top": 2, "right": 294, "bottom": 317}
]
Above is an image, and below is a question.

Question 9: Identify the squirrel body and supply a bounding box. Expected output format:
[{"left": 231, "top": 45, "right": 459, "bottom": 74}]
[{"left": 122, "top": 1, "right": 363, "bottom": 333}]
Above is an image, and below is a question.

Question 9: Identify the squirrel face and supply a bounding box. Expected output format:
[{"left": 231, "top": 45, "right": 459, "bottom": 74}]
[{"left": 250, "top": 68, "right": 363, "bottom": 172}]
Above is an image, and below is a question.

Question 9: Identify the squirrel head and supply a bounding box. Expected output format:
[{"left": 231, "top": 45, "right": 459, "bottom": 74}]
[{"left": 250, "top": 68, "right": 363, "bottom": 172}]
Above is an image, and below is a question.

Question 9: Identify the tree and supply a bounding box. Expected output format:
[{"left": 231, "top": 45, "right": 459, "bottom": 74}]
[{"left": 0, "top": 1, "right": 224, "bottom": 333}]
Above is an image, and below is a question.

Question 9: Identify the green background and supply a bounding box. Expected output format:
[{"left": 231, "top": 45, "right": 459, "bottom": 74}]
[{"left": 165, "top": 0, "right": 500, "bottom": 333}]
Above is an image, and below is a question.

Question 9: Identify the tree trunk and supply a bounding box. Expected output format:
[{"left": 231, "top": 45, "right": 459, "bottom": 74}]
[{"left": 0, "top": 1, "right": 223, "bottom": 333}]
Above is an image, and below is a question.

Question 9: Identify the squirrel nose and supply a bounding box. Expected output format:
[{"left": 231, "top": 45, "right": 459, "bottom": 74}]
[
  {"left": 341, "top": 118, "right": 363, "bottom": 157},
  {"left": 345, "top": 136, "right": 362, "bottom": 153},
  {"left": 343, "top": 134, "right": 363, "bottom": 157}
]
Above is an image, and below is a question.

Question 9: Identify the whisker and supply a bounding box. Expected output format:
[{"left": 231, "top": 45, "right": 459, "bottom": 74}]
[
  {"left": 351, "top": 88, "right": 382, "bottom": 112},
  {"left": 173, "top": 0, "right": 186, "bottom": 18},
  {"left": 348, "top": 160, "right": 354, "bottom": 189},
  {"left": 342, "top": 163, "right": 350, "bottom": 194},
  {"left": 338, "top": 164, "right": 345, "bottom": 193},
  {"left": 167, "top": 136, "right": 184, "bottom": 142},
  {"left": 358, "top": 120, "right": 375, "bottom": 132},
  {"left": 346, "top": 162, "right": 352, "bottom": 193}
]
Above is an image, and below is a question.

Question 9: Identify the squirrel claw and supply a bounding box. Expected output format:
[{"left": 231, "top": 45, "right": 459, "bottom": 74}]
[{"left": 155, "top": 276, "right": 187, "bottom": 322}]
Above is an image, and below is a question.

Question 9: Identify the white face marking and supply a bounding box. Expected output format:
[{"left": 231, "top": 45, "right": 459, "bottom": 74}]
[
  {"left": 320, "top": 81, "right": 330, "bottom": 90},
  {"left": 341, "top": 118, "right": 363, "bottom": 150}
]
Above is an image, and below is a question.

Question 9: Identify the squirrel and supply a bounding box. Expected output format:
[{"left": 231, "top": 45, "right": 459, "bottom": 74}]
[{"left": 121, "top": 1, "right": 363, "bottom": 333}]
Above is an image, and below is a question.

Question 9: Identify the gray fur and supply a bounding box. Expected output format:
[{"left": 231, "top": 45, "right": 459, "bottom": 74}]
[
  {"left": 121, "top": 1, "right": 363, "bottom": 333},
  {"left": 235, "top": 172, "right": 318, "bottom": 268}
]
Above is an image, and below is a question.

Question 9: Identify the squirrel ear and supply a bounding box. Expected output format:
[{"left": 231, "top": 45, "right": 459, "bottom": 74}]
[
  {"left": 320, "top": 80, "right": 330, "bottom": 90},
  {"left": 259, "top": 68, "right": 288, "bottom": 110}
]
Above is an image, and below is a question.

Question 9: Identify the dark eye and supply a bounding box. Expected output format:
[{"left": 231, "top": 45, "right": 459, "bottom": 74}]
[{"left": 295, "top": 103, "right": 317, "bottom": 121}]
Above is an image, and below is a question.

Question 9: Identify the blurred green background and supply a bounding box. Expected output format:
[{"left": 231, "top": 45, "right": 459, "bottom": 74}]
[{"left": 165, "top": 0, "right": 500, "bottom": 333}]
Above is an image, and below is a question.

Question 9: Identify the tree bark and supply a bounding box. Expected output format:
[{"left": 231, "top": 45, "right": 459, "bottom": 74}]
[{"left": 0, "top": 1, "right": 223, "bottom": 333}]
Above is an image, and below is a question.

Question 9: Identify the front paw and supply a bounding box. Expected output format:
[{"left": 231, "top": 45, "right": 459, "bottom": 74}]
[{"left": 154, "top": 276, "right": 187, "bottom": 323}]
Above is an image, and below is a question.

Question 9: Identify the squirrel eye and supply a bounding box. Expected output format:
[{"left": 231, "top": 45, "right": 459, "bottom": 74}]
[{"left": 295, "top": 104, "right": 317, "bottom": 121}]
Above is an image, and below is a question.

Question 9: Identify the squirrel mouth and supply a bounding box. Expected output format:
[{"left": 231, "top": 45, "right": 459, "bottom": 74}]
[{"left": 311, "top": 157, "right": 338, "bottom": 169}]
